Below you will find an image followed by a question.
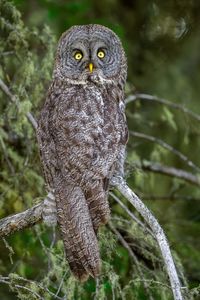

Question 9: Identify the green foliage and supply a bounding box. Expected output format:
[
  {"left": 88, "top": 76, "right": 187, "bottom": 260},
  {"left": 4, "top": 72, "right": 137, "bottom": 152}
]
[
  {"left": 0, "top": 0, "right": 200, "bottom": 299},
  {"left": 0, "top": 0, "right": 55, "bottom": 217}
]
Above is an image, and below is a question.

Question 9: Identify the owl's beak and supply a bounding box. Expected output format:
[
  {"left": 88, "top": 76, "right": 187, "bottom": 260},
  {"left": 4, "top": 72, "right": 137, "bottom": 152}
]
[{"left": 89, "top": 63, "right": 93, "bottom": 73}]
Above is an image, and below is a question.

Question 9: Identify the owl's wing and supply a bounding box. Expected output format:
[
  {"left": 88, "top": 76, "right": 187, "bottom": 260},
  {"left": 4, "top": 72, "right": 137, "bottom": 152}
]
[
  {"left": 45, "top": 95, "right": 101, "bottom": 281},
  {"left": 112, "top": 98, "right": 129, "bottom": 179},
  {"left": 37, "top": 111, "right": 53, "bottom": 190}
]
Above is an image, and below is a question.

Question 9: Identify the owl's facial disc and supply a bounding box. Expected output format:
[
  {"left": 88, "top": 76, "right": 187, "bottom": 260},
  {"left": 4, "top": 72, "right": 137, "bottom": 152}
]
[
  {"left": 55, "top": 25, "right": 125, "bottom": 84},
  {"left": 69, "top": 42, "right": 109, "bottom": 79},
  {"left": 68, "top": 42, "right": 119, "bottom": 83}
]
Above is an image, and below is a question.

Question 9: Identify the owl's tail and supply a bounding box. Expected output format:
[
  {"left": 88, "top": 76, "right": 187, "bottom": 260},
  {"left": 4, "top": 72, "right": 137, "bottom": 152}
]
[{"left": 55, "top": 176, "right": 101, "bottom": 282}]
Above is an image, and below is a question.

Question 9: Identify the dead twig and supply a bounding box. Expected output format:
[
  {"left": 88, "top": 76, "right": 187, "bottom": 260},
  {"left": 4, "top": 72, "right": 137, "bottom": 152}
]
[
  {"left": 126, "top": 93, "right": 200, "bottom": 122},
  {"left": 141, "top": 161, "right": 200, "bottom": 187},
  {"left": 130, "top": 131, "right": 200, "bottom": 173}
]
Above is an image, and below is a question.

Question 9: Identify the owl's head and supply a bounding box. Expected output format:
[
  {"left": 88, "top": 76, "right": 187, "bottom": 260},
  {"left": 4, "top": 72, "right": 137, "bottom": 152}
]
[{"left": 53, "top": 24, "right": 127, "bottom": 85}]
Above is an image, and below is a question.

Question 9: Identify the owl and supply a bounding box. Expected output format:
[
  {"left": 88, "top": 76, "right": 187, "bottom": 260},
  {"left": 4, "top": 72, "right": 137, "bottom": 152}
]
[{"left": 37, "top": 24, "right": 128, "bottom": 282}]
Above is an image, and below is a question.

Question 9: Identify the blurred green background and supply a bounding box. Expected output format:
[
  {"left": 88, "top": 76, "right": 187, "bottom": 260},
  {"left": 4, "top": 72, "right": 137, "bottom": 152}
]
[{"left": 0, "top": 0, "right": 200, "bottom": 299}]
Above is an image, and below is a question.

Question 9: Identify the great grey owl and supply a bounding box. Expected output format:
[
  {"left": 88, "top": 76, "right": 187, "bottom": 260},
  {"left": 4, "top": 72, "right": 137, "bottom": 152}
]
[{"left": 37, "top": 24, "right": 128, "bottom": 282}]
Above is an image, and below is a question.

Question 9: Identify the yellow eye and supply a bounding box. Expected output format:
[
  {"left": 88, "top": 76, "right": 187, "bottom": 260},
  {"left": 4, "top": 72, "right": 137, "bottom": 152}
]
[
  {"left": 97, "top": 50, "right": 105, "bottom": 59},
  {"left": 74, "top": 52, "right": 83, "bottom": 60}
]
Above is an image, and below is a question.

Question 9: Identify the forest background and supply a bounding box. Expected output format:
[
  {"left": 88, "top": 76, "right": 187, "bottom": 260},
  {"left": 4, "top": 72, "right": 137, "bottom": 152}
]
[{"left": 0, "top": 0, "right": 200, "bottom": 299}]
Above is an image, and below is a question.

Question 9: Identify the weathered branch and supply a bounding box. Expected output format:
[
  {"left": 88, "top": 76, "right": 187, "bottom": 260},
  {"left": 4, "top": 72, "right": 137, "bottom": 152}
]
[
  {"left": 130, "top": 131, "right": 200, "bottom": 173},
  {"left": 141, "top": 161, "right": 200, "bottom": 187},
  {"left": 0, "top": 203, "right": 43, "bottom": 236},
  {"left": 126, "top": 93, "right": 200, "bottom": 122},
  {"left": 111, "top": 177, "right": 184, "bottom": 300}
]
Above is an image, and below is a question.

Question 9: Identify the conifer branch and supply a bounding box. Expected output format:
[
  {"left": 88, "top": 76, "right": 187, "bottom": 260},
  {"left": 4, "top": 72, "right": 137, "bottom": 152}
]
[{"left": 0, "top": 78, "right": 37, "bottom": 130}]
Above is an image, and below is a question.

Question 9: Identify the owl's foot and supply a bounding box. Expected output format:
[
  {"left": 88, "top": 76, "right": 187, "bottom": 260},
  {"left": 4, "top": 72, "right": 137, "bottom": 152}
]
[{"left": 42, "top": 191, "right": 57, "bottom": 226}]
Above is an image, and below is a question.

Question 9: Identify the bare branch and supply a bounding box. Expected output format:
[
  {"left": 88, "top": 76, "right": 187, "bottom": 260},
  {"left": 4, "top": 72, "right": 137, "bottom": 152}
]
[
  {"left": 110, "top": 192, "right": 154, "bottom": 237},
  {"left": 0, "top": 78, "right": 38, "bottom": 130},
  {"left": 130, "top": 131, "right": 200, "bottom": 173},
  {"left": 141, "top": 195, "right": 200, "bottom": 201},
  {"left": 126, "top": 93, "right": 200, "bottom": 122},
  {"left": 141, "top": 161, "right": 200, "bottom": 187},
  {"left": 111, "top": 177, "right": 185, "bottom": 300}
]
